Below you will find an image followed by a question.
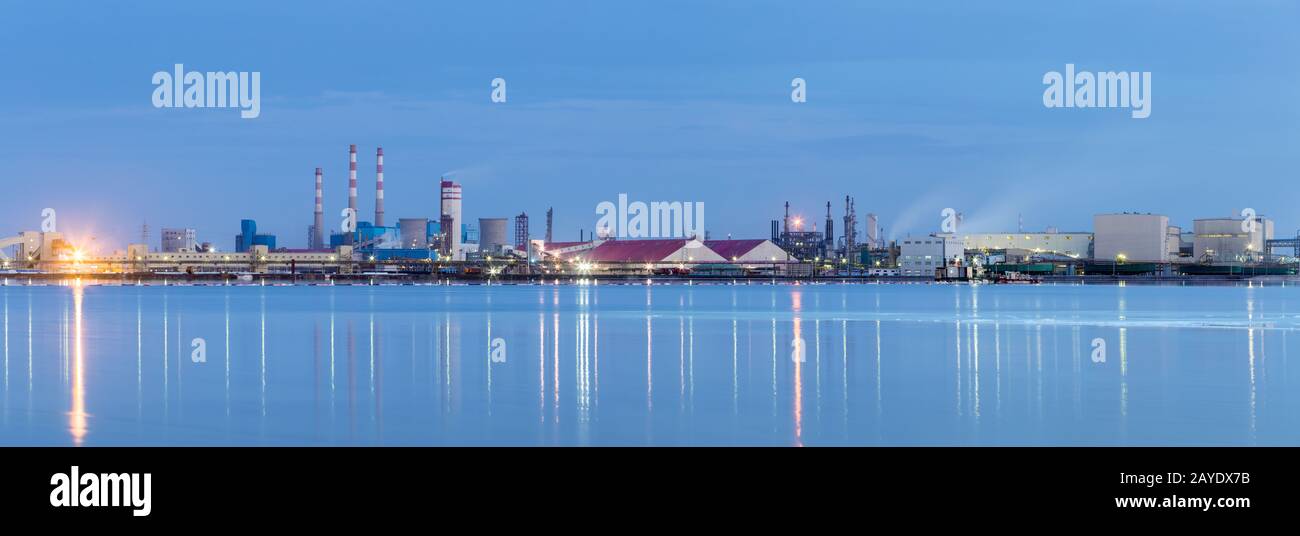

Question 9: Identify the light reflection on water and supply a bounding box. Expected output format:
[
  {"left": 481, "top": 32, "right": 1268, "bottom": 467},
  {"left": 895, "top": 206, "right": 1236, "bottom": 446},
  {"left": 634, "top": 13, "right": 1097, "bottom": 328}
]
[{"left": 0, "top": 281, "right": 1298, "bottom": 446}]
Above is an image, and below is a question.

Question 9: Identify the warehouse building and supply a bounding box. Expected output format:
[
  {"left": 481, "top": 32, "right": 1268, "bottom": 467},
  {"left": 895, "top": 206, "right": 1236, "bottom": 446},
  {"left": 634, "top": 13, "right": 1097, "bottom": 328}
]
[
  {"left": 898, "top": 235, "right": 963, "bottom": 276},
  {"left": 961, "top": 231, "right": 1092, "bottom": 258},
  {"left": 1193, "top": 215, "right": 1273, "bottom": 263},
  {"left": 161, "top": 228, "right": 197, "bottom": 253},
  {"left": 398, "top": 218, "right": 429, "bottom": 249},
  {"left": 568, "top": 238, "right": 725, "bottom": 265},
  {"left": 1093, "top": 213, "right": 1171, "bottom": 262},
  {"left": 704, "top": 239, "right": 789, "bottom": 263}
]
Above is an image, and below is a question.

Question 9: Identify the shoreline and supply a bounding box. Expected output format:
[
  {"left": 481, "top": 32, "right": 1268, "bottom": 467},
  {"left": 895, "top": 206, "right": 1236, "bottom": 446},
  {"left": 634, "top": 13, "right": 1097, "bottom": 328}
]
[{"left": 3, "top": 272, "right": 1298, "bottom": 287}]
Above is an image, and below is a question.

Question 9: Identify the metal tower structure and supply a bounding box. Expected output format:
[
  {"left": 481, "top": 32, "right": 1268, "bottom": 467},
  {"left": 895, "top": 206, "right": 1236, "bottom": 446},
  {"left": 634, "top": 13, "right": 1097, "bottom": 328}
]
[
  {"left": 515, "top": 212, "right": 529, "bottom": 251},
  {"left": 545, "top": 207, "right": 553, "bottom": 244}
]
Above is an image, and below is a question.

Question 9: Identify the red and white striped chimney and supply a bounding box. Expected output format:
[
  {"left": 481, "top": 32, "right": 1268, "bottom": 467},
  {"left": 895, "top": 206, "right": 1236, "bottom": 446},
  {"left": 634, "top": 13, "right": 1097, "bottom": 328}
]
[
  {"left": 375, "top": 147, "right": 385, "bottom": 227},
  {"left": 313, "top": 167, "right": 324, "bottom": 249},
  {"left": 347, "top": 144, "right": 358, "bottom": 217}
]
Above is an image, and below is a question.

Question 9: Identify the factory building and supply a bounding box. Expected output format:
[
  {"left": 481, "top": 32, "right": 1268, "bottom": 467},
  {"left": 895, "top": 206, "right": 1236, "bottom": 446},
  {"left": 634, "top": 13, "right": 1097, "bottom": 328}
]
[
  {"left": 109, "top": 244, "right": 354, "bottom": 274},
  {"left": 235, "top": 219, "right": 276, "bottom": 252},
  {"left": 1193, "top": 216, "right": 1273, "bottom": 263},
  {"left": 773, "top": 202, "right": 833, "bottom": 260},
  {"left": 0, "top": 231, "right": 65, "bottom": 262},
  {"left": 372, "top": 248, "right": 436, "bottom": 261},
  {"left": 704, "top": 239, "right": 789, "bottom": 263},
  {"left": 426, "top": 220, "right": 440, "bottom": 246},
  {"left": 542, "top": 240, "right": 601, "bottom": 260},
  {"left": 160, "top": 228, "right": 197, "bottom": 253},
  {"left": 568, "top": 238, "right": 725, "bottom": 265},
  {"left": 961, "top": 231, "right": 1092, "bottom": 258},
  {"left": 898, "top": 235, "right": 963, "bottom": 276},
  {"left": 1166, "top": 225, "right": 1183, "bottom": 259},
  {"left": 398, "top": 218, "right": 429, "bottom": 249},
  {"left": 543, "top": 238, "right": 786, "bottom": 268},
  {"left": 331, "top": 222, "right": 396, "bottom": 249},
  {"left": 1093, "top": 213, "right": 1170, "bottom": 262}
]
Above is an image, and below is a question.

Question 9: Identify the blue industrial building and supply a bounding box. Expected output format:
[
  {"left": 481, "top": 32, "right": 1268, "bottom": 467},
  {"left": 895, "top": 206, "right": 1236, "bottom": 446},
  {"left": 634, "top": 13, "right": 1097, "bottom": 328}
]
[
  {"left": 372, "top": 248, "right": 437, "bottom": 261},
  {"left": 330, "top": 221, "right": 397, "bottom": 250},
  {"left": 426, "top": 220, "right": 440, "bottom": 244},
  {"left": 235, "top": 219, "right": 277, "bottom": 252}
]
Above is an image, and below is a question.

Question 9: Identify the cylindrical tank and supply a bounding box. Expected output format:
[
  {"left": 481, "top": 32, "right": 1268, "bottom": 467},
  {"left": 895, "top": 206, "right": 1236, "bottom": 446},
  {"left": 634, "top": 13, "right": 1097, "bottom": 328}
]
[{"left": 479, "top": 217, "right": 508, "bottom": 254}]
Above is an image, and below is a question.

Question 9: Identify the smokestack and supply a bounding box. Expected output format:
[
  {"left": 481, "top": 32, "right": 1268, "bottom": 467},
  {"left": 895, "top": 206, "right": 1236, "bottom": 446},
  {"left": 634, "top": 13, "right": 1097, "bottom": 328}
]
[
  {"left": 825, "top": 201, "right": 834, "bottom": 250},
  {"left": 345, "top": 144, "right": 357, "bottom": 245},
  {"left": 313, "top": 167, "right": 324, "bottom": 249},
  {"left": 375, "top": 147, "right": 385, "bottom": 227},
  {"left": 783, "top": 202, "right": 790, "bottom": 235},
  {"left": 440, "top": 177, "right": 462, "bottom": 259},
  {"left": 348, "top": 144, "right": 358, "bottom": 214}
]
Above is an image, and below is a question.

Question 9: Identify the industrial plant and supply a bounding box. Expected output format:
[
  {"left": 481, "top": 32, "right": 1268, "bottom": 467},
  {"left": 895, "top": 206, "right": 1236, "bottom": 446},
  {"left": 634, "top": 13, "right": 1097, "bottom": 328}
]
[{"left": 2, "top": 144, "right": 1297, "bottom": 283}]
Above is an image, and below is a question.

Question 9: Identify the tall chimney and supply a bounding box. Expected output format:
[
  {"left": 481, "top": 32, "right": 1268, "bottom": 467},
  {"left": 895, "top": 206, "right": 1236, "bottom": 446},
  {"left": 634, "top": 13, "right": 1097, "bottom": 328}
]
[
  {"left": 347, "top": 144, "right": 358, "bottom": 244},
  {"left": 313, "top": 167, "right": 324, "bottom": 249},
  {"left": 348, "top": 145, "right": 358, "bottom": 214},
  {"left": 783, "top": 201, "right": 790, "bottom": 235},
  {"left": 375, "top": 147, "right": 385, "bottom": 227}
]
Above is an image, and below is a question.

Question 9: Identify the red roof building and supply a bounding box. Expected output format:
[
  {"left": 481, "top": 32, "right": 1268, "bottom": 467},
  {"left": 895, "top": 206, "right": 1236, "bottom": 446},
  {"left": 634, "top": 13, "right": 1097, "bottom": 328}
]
[
  {"left": 704, "top": 239, "right": 790, "bottom": 263},
  {"left": 571, "top": 238, "right": 725, "bottom": 264}
]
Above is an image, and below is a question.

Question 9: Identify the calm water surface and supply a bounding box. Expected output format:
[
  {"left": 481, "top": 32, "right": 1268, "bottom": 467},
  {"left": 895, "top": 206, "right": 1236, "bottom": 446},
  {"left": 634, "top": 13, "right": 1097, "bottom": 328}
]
[{"left": 1, "top": 281, "right": 1297, "bottom": 446}]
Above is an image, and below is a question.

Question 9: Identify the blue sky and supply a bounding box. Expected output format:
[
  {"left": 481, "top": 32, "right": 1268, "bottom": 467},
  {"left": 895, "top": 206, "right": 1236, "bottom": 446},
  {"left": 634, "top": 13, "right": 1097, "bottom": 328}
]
[{"left": 2, "top": 0, "right": 1297, "bottom": 252}]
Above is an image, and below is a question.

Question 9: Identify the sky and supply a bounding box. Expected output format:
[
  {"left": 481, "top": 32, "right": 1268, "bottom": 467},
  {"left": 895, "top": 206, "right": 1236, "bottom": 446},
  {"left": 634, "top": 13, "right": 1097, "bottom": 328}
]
[{"left": 1, "top": 0, "right": 1297, "bottom": 252}]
